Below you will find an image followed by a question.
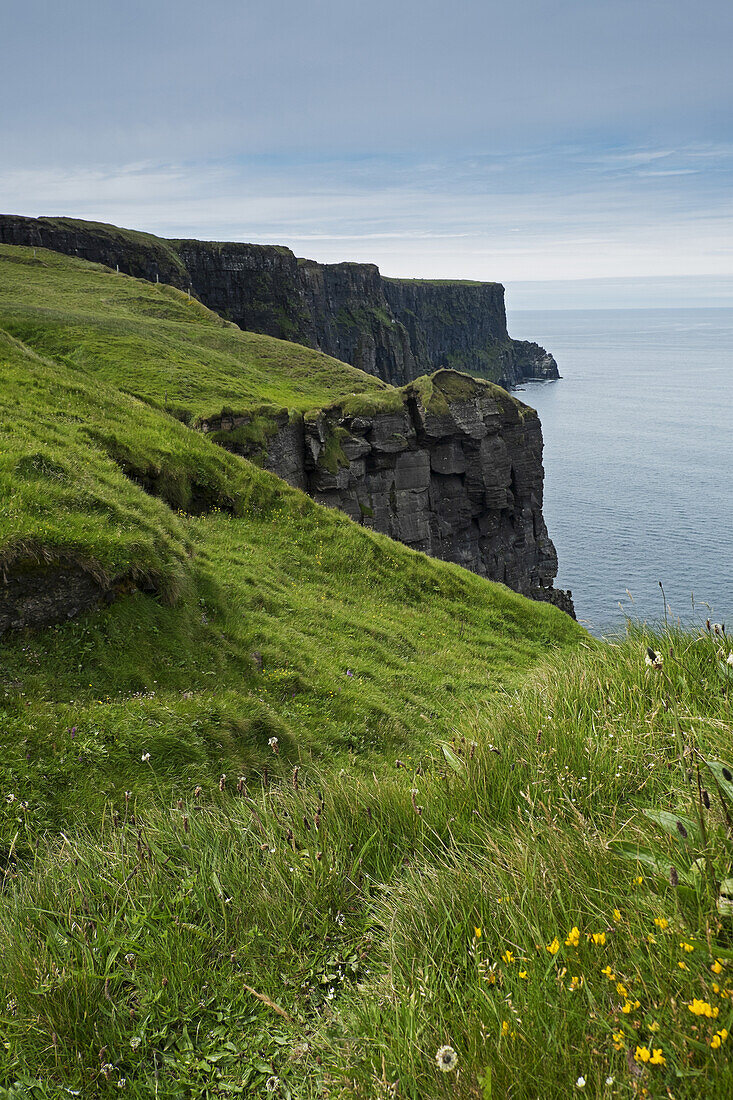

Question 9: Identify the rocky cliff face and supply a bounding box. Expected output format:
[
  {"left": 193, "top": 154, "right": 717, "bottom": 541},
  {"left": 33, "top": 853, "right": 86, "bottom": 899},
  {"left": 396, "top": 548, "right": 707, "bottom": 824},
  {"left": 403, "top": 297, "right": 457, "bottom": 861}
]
[
  {"left": 0, "top": 215, "right": 559, "bottom": 389},
  {"left": 201, "top": 370, "right": 574, "bottom": 614}
]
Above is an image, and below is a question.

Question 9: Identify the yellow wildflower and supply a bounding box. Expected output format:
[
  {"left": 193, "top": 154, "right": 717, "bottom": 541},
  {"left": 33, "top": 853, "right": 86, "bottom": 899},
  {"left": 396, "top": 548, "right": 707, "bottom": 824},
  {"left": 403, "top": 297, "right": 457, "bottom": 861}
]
[
  {"left": 613, "top": 908, "right": 622, "bottom": 922},
  {"left": 546, "top": 937, "right": 560, "bottom": 955},
  {"left": 687, "top": 999, "right": 719, "bottom": 1018},
  {"left": 713, "top": 982, "right": 721, "bottom": 994},
  {"left": 711, "top": 1034, "right": 722, "bottom": 1049},
  {"left": 565, "top": 927, "right": 581, "bottom": 947},
  {"left": 680, "top": 941, "right": 694, "bottom": 952},
  {"left": 601, "top": 966, "right": 615, "bottom": 979},
  {"left": 649, "top": 1049, "right": 665, "bottom": 1065},
  {"left": 712, "top": 960, "right": 724, "bottom": 974},
  {"left": 621, "top": 1000, "right": 640, "bottom": 1014},
  {"left": 616, "top": 982, "right": 628, "bottom": 997},
  {"left": 647, "top": 933, "right": 656, "bottom": 944},
  {"left": 654, "top": 917, "right": 668, "bottom": 930},
  {"left": 648, "top": 1021, "right": 660, "bottom": 1033},
  {"left": 633, "top": 875, "right": 643, "bottom": 885},
  {"left": 519, "top": 970, "right": 528, "bottom": 980},
  {"left": 634, "top": 1046, "right": 651, "bottom": 1063},
  {"left": 569, "top": 975, "right": 582, "bottom": 991},
  {"left": 501, "top": 1020, "right": 510, "bottom": 1036},
  {"left": 591, "top": 931, "right": 606, "bottom": 946},
  {"left": 474, "top": 927, "right": 482, "bottom": 940},
  {"left": 502, "top": 950, "right": 514, "bottom": 964},
  {"left": 613, "top": 1036, "right": 625, "bottom": 1051},
  {"left": 678, "top": 961, "right": 688, "bottom": 971}
]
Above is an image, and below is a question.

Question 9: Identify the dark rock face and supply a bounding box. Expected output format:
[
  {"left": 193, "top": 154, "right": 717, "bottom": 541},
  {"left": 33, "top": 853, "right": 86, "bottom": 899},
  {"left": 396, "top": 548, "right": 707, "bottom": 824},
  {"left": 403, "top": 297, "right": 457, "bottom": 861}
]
[
  {"left": 0, "top": 215, "right": 559, "bottom": 388},
  {"left": 0, "top": 564, "right": 109, "bottom": 634},
  {"left": 202, "top": 371, "right": 574, "bottom": 614}
]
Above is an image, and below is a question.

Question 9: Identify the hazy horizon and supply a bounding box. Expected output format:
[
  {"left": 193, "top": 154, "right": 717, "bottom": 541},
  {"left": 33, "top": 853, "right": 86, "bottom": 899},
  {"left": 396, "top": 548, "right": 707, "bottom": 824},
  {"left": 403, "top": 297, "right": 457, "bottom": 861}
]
[{"left": 3, "top": 0, "right": 732, "bottom": 308}]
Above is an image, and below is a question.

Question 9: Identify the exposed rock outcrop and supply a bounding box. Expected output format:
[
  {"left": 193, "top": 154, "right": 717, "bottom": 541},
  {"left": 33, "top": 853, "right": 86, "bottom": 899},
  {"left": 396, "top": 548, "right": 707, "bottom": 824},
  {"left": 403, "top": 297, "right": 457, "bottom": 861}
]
[
  {"left": 0, "top": 215, "right": 559, "bottom": 388},
  {"left": 201, "top": 370, "right": 574, "bottom": 614},
  {"left": 0, "top": 564, "right": 110, "bottom": 634}
]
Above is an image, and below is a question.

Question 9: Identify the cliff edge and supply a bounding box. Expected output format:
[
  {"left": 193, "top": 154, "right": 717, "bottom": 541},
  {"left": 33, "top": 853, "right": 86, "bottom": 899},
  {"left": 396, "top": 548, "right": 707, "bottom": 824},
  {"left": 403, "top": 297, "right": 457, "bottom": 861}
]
[
  {"left": 201, "top": 370, "right": 574, "bottom": 615},
  {"left": 0, "top": 215, "right": 559, "bottom": 389}
]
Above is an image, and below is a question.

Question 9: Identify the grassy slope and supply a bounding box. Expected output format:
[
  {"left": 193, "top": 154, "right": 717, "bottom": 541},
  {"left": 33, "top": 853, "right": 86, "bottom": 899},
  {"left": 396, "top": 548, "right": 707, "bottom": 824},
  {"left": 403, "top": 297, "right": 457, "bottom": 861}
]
[{"left": 0, "top": 246, "right": 391, "bottom": 422}]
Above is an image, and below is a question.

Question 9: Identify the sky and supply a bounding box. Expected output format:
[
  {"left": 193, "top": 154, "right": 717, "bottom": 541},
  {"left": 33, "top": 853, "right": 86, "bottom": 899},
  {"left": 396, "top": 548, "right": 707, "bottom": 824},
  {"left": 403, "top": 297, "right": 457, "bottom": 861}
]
[{"left": 2, "top": 0, "right": 732, "bottom": 307}]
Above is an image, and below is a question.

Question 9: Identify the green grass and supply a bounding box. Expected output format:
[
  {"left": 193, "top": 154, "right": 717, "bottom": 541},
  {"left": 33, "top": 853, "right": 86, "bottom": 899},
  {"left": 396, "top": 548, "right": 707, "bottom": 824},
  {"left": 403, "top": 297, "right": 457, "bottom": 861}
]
[{"left": 3, "top": 626, "right": 733, "bottom": 1097}]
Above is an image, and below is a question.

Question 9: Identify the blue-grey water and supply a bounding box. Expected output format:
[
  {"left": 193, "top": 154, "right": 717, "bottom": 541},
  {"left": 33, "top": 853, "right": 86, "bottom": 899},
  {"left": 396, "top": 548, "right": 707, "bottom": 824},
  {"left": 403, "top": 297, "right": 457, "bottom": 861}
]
[{"left": 507, "top": 308, "right": 733, "bottom": 635}]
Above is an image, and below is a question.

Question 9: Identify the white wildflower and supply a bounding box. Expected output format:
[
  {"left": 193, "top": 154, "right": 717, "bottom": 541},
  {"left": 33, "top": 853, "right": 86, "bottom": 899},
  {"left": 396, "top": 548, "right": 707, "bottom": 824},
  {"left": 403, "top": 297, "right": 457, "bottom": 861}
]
[
  {"left": 436, "top": 1045, "right": 458, "bottom": 1073},
  {"left": 645, "top": 648, "right": 663, "bottom": 669},
  {"left": 141, "top": 752, "right": 151, "bottom": 762},
  {"left": 576, "top": 1078, "right": 586, "bottom": 1090}
]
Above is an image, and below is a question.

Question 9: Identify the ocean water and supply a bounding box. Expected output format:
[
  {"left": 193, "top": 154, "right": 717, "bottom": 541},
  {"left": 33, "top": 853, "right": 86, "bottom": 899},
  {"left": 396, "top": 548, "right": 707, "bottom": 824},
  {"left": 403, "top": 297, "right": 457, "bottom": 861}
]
[{"left": 507, "top": 308, "right": 733, "bottom": 635}]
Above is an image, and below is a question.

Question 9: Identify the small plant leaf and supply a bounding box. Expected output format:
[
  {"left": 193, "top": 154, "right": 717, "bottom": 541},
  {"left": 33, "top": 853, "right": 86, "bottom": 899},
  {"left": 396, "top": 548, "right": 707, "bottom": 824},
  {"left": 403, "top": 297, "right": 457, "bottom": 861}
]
[
  {"left": 440, "top": 742, "right": 467, "bottom": 776},
  {"left": 642, "top": 808, "right": 700, "bottom": 842},
  {"left": 607, "top": 841, "right": 694, "bottom": 885},
  {"left": 703, "top": 759, "right": 733, "bottom": 804}
]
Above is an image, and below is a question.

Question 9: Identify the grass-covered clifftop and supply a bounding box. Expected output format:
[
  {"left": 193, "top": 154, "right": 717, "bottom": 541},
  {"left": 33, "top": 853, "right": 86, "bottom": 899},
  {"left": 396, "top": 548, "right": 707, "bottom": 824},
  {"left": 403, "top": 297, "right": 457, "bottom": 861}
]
[
  {"left": 1, "top": 245, "right": 731, "bottom": 1098},
  {"left": 0, "top": 245, "right": 390, "bottom": 422}
]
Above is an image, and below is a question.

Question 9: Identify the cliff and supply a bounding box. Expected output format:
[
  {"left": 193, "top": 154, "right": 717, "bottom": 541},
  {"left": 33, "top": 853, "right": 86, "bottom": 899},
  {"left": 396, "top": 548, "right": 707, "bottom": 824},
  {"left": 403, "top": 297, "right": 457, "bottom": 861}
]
[
  {"left": 0, "top": 215, "right": 559, "bottom": 389},
  {"left": 201, "top": 370, "right": 574, "bottom": 614}
]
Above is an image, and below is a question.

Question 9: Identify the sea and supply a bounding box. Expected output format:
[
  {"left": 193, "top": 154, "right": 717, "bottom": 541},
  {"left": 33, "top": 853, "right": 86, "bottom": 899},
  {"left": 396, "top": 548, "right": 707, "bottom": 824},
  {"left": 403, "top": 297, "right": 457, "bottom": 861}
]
[{"left": 507, "top": 307, "right": 733, "bottom": 637}]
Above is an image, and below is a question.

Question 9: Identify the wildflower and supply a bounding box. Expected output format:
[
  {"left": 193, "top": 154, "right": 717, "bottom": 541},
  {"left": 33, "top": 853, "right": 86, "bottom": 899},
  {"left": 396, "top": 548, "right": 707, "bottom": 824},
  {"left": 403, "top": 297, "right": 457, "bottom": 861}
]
[
  {"left": 141, "top": 752, "right": 151, "bottom": 762},
  {"left": 616, "top": 982, "right": 628, "bottom": 997},
  {"left": 565, "top": 927, "right": 581, "bottom": 947},
  {"left": 635, "top": 1046, "right": 651, "bottom": 1063},
  {"left": 612, "top": 1030, "right": 626, "bottom": 1051},
  {"left": 727, "top": 653, "right": 733, "bottom": 667},
  {"left": 681, "top": 941, "right": 694, "bottom": 952},
  {"left": 130, "top": 1037, "right": 141, "bottom": 1051},
  {"left": 606, "top": 1077, "right": 615, "bottom": 1086},
  {"left": 502, "top": 950, "right": 514, "bottom": 964},
  {"left": 647, "top": 934, "right": 656, "bottom": 944},
  {"left": 633, "top": 875, "right": 643, "bottom": 885},
  {"left": 436, "top": 1045, "right": 458, "bottom": 1072},
  {"left": 117, "top": 1082, "right": 126, "bottom": 1091},
  {"left": 621, "top": 1000, "right": 640, "bottom": 1014},
  {"left": 124, "top": 953, "right": 135, "bottom": 965},
  {"left": 474, "top": 926, "right": 482, "bottom": 939},
  {"left": 678, "top": 961, "right": 688, "bottom": 970},
  {"left": 501, "top": 1020, "right": 510, "bottom": 1036},
  {"left": 653, "top": 917, "right": 668, "bottom": 930},
  {"left": 648, "top": 1021, "right": 660, "bottom": 1033},
  {"left": 712, "top": 960, "right": 724, "bottom": 974},
  {"left": 6, "top": 793, "right": 15, "bottom": 804},
  {"left": 601, "top": 966, "right": 615, "bottom": 980},
  {"left": 546, "top": 937, "right": 560, "bottom": 954},
  {"left": 591, "top": 932, "right": 606, "bottom": 946},
  {"left": 268, "top": 737, "right": 279, "bottom": 753},
  {"left": 576, "top": 1077, "right": 586, "bottom": 1089},
  {"left": 570, "top": 975, "right": 581, "bottom": 991},
  {"left": 649, "top": 1049, "right": 666, "bottom": 1065},
  {"left": 645, "top": 648, "right": 663, "bottom": 669},
  {"left": 713, "top": 982, "right": 721, "bottom": 994},
  {"left": 687, "top": 999, "right": 718, "bottom": 1018},
  {"left": 613, "top": 909, "right": 622, "bottom": 923},
  {"left": 711, "top": 1028, "right": 729, "bottom": 1049},
  {"left": 519, "top": 970, "right": 528, "bottom": 979}
]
